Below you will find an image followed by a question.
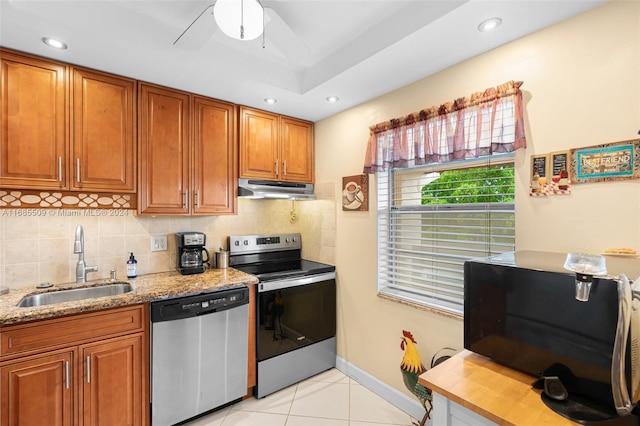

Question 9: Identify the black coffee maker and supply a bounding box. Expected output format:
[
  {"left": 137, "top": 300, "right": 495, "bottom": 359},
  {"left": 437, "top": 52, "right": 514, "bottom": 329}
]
[{"left": 176, "top": 232, "right": 210, "bottom": 275}]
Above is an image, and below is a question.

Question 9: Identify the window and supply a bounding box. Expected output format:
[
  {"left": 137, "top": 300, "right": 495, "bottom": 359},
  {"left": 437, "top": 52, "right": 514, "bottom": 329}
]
[{"left": 377, "top": 155, "right": 515, "bottom": 316}]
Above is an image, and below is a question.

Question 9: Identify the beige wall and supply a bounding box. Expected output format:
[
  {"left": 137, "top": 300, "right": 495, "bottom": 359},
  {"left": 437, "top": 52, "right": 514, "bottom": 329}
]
[
  {"left": 0, "top": 191, "right": 336, "bottom": 289},
  {"left": 315, "top": 0, "right": 640, "bottom": 398}
]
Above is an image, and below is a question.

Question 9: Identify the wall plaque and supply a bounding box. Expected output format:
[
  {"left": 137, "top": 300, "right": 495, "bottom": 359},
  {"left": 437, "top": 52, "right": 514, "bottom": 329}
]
[{"left": 570, "top": 139, "right": 640, "bottom": 184}]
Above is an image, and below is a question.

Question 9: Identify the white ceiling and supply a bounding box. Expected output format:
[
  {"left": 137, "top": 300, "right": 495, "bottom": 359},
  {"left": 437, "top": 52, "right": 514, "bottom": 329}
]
[{"left": 0, "top": 0, "right": 605, "bottom": 122}]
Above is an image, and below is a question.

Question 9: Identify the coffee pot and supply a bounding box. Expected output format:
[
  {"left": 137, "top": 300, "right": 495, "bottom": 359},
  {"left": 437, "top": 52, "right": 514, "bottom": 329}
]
[{"left": 176, "top": 232, "right": 210, "bottom": 275}]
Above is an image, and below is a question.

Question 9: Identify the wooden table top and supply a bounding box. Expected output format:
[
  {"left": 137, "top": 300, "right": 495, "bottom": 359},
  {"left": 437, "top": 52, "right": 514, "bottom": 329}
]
[{"left": 418, "top": 350, "right": 577, "bottom": 426}]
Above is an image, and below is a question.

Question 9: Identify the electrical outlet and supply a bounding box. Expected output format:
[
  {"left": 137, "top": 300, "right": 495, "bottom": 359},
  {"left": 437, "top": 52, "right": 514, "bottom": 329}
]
[{"left": 150, "top": 235, "right": 167, "bottom": 252}]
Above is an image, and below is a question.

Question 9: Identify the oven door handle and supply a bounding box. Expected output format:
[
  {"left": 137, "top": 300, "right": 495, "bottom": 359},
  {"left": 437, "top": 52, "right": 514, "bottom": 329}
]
[{"left": 258, "top": 272, "right": 336, "bottom": 292}]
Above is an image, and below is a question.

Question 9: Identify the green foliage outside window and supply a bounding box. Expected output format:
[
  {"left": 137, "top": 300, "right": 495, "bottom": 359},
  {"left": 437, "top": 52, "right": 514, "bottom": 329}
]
[{"left": 421, "top": 164, "right": 515, "bottom": 204}]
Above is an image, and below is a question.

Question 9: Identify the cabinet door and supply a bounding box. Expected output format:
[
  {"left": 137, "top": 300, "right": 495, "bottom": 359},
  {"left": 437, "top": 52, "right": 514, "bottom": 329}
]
[
  {"left": 192, "top": 96, "right": 237, "bottom": 215},
  {"left": 0, "top": 351, "right": 74, "bottom": 426},
  {"left": 138, "top": 83, "right": 190, "bottom": 214},
  {"left": 72, "top": 68, "right": 136, "bottom": 192},
  {"left": 81, "top": 335, "right": 143, "bottom": 426},
  {"left": 280, "top": 116, "right": 314, "bottom": 183},
  {"left": 0, "top": 50, "right": 67, "bottom": 189},
  {"left": 239, "top": 107, "right": 279, "bottom": 180}
]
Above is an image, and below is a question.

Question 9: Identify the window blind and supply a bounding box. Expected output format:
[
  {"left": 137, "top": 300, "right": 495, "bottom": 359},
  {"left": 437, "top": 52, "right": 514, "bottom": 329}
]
[{"left": 377, "top": 155, "right": 515, "bottom": 315}]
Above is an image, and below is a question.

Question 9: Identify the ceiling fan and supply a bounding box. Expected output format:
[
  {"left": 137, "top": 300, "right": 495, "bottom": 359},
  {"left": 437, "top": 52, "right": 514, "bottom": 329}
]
[{"left": 173, "top": 0, "right": 309, "bottom": 62}]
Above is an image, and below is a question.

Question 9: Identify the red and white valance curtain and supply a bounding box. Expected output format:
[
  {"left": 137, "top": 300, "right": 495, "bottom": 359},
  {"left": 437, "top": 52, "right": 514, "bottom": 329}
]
[{"left": 363, "top": 80, "right": 527, "bottom": 173}]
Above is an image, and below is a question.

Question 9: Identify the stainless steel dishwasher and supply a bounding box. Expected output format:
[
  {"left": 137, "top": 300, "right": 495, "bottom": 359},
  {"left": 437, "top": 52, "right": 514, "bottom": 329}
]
[{"left": 150, "top": 287, "right": 249, "bottom": 426}]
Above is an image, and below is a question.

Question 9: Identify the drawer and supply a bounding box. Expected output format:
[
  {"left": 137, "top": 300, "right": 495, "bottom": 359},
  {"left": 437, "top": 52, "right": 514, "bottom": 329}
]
[{"left": 1, "top": 304, "right": 146, "bottom": 359}]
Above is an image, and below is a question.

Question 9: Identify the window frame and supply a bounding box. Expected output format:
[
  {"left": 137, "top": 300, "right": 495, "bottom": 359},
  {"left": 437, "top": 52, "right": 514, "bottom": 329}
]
[{"left": 376, "top": 154, "right": 516, "bottom": 316}]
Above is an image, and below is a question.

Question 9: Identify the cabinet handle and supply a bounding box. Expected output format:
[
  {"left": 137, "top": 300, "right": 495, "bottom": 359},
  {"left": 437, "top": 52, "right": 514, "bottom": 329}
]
[
  {"left": 57, "top": 157, "right": 63, "bottom": 182},
  {"left": 86, "top": 356, "right": 90, "bottom": 384},
  {"left": 283, "top": 160, "right": 287, "bottom": 176},
  {"left": 183, "top": 191, "right": 188, "bottom": 209},
  {"left": 196, "top": 190, "right": 200, "bottom": 208},
  {"left": 275, "top": 160, "right": 279, "bottom": 177},
  {"left": 65, "top": 360, "right": 70, "bottom": 389},
  {"left": 76, "top": 158, "right": 81, "bottom": 183}
]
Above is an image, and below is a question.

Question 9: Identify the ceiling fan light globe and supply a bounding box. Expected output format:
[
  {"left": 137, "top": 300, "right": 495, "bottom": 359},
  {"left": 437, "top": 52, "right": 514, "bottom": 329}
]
[{"left": 214, "top": 0, "right": 264, "bottom": 41}]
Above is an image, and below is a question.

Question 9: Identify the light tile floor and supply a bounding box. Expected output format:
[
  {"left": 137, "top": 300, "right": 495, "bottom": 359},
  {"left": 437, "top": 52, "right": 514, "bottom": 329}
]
[{"left": 183, "top": 369, "right": 417, "bottom": 426}]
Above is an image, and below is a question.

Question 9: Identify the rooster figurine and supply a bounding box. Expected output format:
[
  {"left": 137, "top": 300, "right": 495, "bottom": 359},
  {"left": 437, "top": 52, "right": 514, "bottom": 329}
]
[{"left": 400, "top": 330, "right": 432, "bottom": 426}]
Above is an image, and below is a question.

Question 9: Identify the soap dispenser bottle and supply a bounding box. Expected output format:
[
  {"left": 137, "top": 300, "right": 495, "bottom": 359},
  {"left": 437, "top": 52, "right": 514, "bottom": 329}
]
[{"left": 127, "top": 252, "right": 137, "bottom": 278}]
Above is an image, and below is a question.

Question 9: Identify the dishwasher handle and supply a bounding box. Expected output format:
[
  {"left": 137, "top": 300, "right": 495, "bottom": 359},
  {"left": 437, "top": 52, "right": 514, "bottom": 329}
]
[{"left": 151, "top": 287, "right": 248, "bottom": 323}]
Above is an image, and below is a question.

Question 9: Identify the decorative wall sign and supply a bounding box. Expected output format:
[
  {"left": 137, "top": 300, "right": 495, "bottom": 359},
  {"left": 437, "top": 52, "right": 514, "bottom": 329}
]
[
  {"left": 570, "top": 139, "right": 640, "bottom": 184},
  {"left": 531, "top": 154, "right": 549, "bottom": 180},
  {"left": 529, "top": 154, "right": 549, "bottom": 196},
  {"left": 550, "top": 151, "right": 570, "bottom": 177},
  {"left": 549, "top": 150, "right": 571, "bottom": 195},
  {"left": 342, "top": 174, "right": 368, "bottom": 211}
]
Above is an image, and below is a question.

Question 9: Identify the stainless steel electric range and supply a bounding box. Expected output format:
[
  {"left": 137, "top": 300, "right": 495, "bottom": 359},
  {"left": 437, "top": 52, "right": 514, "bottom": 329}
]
[{"left": 229, "top": 233, "right": 336, "bottom": 398}]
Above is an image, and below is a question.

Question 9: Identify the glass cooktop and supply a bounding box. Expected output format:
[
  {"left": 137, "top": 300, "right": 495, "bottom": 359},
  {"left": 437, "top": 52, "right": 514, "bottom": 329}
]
[{"left": 234, "top": 259, "right": 335, "bottom": 282}]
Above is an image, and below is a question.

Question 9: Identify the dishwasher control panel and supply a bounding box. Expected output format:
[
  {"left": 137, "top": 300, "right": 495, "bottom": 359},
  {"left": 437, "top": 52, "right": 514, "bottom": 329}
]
[{"left": 150, "top": 286, "right": 248, "bottom": 322}]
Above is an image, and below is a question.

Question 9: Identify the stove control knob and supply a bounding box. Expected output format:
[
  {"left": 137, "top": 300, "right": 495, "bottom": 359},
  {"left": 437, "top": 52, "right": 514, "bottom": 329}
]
[
  {"left": 285, "top": 237, "right": 291, "bottom": 243},
  {"left": 234, "top": 241, "right": 239, "bottom": 246},
  {"left": 243, "top": 240, "right": 249, "bottom": 245},
  {"left": 292, "top": 236, "right": 298, "bottom": 242}
]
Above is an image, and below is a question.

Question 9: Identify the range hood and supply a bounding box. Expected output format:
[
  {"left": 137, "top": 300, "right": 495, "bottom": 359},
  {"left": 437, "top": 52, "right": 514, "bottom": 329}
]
[{"left": 238, "top": 178, "right": 316, "bottom": 200}]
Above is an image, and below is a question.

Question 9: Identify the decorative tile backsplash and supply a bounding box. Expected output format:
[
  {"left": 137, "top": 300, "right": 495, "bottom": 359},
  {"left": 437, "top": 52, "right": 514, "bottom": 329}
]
[
  {"left": 0, "top": 184, "right": 336, "bottom": 289},
  {"left": 0, "top": 190, "right": 135, "bottom": 209}
]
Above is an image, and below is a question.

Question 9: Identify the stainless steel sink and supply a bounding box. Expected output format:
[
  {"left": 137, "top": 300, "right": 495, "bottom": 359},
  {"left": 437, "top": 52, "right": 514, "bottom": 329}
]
[{"left": 17, "top": 283, "right": 132, "bottom": 307}]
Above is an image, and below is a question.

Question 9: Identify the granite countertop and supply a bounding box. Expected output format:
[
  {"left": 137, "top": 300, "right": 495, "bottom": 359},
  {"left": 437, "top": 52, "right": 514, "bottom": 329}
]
[{"left": 0, "top": 268, "right": 259, "bottom": 327}]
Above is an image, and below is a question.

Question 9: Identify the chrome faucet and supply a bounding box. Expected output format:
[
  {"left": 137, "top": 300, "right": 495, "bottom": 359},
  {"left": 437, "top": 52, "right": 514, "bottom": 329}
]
[{"left": 74, "top": 225, "right": 98, "bottom": 283}]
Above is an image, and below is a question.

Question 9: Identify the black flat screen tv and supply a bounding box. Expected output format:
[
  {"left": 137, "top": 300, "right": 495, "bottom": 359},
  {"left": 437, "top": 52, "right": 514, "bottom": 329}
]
[{"left": 464, "top": 251, "right": 640, "bottom": 411}]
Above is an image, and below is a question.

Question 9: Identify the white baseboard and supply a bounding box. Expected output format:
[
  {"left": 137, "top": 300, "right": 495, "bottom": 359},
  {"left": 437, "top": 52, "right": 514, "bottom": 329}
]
[{"left": 335, "top": 355, "right": 428, "bottom": 424}]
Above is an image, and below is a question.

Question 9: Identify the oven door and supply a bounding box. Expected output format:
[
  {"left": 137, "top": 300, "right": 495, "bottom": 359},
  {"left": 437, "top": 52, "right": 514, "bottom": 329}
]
[{"left": 256, "top": 272, "right": 336, "bottom": 362}]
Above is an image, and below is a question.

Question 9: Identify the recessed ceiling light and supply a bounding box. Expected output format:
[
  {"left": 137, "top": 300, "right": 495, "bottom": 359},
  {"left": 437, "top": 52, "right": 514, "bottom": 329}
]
[
  {"left": 326, "top": 96, "right": 340, "bottom": 103},
  {"left": 477, "top": 18, "right": 502, "bottom": 33},
  {"left": 264, "top": 97, "right": 277, "bottom": 105},
  {"left": 42, "top": 37, "right": 68, "bottom": 50}
]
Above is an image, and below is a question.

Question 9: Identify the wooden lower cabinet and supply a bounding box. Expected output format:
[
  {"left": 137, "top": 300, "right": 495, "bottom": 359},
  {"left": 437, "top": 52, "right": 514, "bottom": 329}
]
[
  {"left": 81, "top": 335, "right": 143, "bottom": 426},
  {"left": 0, "top": 305, "right": 148, "bottom": 426},
  {"left": 1, "top": 351, "right": 74, "bottom": 426}
]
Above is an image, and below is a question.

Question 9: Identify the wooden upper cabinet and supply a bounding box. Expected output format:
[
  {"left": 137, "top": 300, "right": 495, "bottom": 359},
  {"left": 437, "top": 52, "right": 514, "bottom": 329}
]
[
  {"left": 280, "top": 116, "right": 314, "bottom": 183},
  {"left": 0, "top": 50, "right": 137, "bottom": 193},
  {"left": 239, "top": 106, "right": 314, "bottom": 183},
  {"left": 71, "top": 68, "right": 136, "bottom": 192},
  {"left": 138, "top": 83, "right": 190, "bottom": 215},
  {"left": 0, "top": 50, "right": 67, "bottom": 189},
  {"left": 138, "top": 85, "right": 237, "bottom": 216},
  {"left": 239, "top": 107, "right": 279, "bottom": 180},
  {"left": 192, "top": 96, "right": 237, "bottom": 215}
]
